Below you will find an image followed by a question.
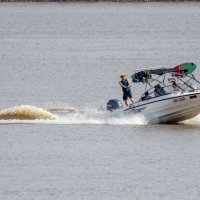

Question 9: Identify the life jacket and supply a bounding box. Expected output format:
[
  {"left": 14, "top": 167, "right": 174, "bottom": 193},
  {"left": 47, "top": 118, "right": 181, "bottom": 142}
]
[{"left": 120, "top": 79, "right": 131, "bottom": 93}]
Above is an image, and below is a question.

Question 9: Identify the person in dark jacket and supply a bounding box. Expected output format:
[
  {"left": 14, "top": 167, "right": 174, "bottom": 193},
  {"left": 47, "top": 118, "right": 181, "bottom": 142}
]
[
  {"left": 119, "top": 73, "right": 134, "bottom": 106},
  {"left": 154, "top": 84, "right": 167, "bottom": 97}
]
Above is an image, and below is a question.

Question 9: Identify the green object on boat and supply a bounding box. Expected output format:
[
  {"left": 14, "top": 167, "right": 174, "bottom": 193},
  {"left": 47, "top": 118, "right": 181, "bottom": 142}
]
[
  {"left": 182, "top": 62, "right": 197, "bottom": 75},
  {"left": 175, "top": 62, "right": 197, "bottom": 76}
]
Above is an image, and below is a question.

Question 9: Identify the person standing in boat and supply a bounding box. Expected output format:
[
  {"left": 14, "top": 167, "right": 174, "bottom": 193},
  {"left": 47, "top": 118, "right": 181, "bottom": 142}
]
[{"left": 119, "top": 73, "right": 134, "bottom": 106}]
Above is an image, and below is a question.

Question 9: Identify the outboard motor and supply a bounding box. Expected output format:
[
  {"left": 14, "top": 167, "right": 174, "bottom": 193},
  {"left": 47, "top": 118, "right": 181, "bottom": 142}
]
[{"left": 106, "top": 99, "right": 123, "bottom": 111}]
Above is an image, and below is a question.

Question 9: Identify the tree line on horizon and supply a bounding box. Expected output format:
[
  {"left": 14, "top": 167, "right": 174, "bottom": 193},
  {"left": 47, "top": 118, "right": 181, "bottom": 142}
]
[{"left": 0, "top": 0, "right": 199, "bottom": 2}]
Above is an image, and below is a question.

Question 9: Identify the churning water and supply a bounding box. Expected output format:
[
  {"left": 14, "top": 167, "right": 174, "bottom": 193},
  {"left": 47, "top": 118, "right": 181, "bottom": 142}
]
[
  {"left": 0, "top": 104, "right": 200, "bottom": 126},
  {"left": 0, "top": 104, "right": 148, "bottom": 124}
]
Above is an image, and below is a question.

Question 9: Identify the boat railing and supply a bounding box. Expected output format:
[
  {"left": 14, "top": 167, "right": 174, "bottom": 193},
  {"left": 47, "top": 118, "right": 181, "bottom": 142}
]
[{"left": 133, "top": 71, "right": 200, "bottom": 105}]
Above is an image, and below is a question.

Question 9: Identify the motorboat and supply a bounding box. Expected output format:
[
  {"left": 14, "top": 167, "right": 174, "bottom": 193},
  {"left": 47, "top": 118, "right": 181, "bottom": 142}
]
[{"left": 107, "top": 62, "right": 200, "bottom": 123}]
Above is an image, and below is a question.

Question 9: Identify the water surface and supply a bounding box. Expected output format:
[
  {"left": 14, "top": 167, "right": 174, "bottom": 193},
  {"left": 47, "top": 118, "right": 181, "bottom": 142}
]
[{"left": 1, "top": 3, "right": 200, "bottom": 200}]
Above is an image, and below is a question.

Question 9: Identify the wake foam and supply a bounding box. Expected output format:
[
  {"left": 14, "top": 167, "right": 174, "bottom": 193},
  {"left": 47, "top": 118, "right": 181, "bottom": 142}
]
[
  {"left": 52, "top": 107, "right": 148, "bottom": 125},
  {"left": 183, "top": 114, "right": 200, "bottom": 125},
  {"left": 0, "top": 105, "right": 56, "bottom": 120},
  {"left": 47, "top": 105, "right": 200, "bottom": 125},
  {"left": 1, "top": 104, "right": 200, "bottom": 125},
  {"left": 0, "top": 104, "right": 147, "bottom": 125}
]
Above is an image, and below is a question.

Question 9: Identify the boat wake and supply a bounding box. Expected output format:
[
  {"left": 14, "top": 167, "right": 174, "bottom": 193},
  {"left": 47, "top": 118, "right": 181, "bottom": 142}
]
[
  {"left": 0, "top": 105, "right": 56, "bottom": 120},
  {"left": 0, "top": 105, "right": 147, "bottom": 125},
  {"left": 53, "top": 107, "right": 147, "bottom": 125},
  {"left": 1, "top": 104, "right": 200, "bottom": 126}
]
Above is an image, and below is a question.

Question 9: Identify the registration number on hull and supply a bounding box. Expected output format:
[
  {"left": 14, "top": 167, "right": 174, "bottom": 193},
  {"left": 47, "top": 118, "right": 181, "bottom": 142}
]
[{"left": 173, "top": 97, "right": 186, "bottom": 103}]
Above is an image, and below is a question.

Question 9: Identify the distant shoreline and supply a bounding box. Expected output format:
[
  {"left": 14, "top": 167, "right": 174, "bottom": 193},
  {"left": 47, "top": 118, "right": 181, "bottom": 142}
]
[{"left": 0, "top": 0, "right": 199, "bottom": 2}]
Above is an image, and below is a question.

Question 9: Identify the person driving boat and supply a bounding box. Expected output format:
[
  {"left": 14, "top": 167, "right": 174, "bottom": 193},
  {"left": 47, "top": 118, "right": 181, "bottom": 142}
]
[{"left": 154, "top": 84, "right": 167, "bottom": 97}]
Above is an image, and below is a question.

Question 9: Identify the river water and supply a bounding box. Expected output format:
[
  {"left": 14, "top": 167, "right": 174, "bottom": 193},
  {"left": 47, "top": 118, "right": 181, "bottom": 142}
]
[{"left": 1, "top": 2, "right": 200, "bottom": 200}]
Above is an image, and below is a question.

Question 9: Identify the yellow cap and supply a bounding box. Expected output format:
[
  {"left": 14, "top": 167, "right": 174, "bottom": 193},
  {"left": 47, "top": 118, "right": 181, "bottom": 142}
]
[{"left": 120, "top": 73, "right": 126, "bottom": 77}]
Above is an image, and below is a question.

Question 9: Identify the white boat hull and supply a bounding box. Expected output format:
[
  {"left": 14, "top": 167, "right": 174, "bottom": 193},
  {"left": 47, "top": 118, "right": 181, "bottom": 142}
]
[{"left": 126, "top": 91, "right": 200, "bottom": 123}]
